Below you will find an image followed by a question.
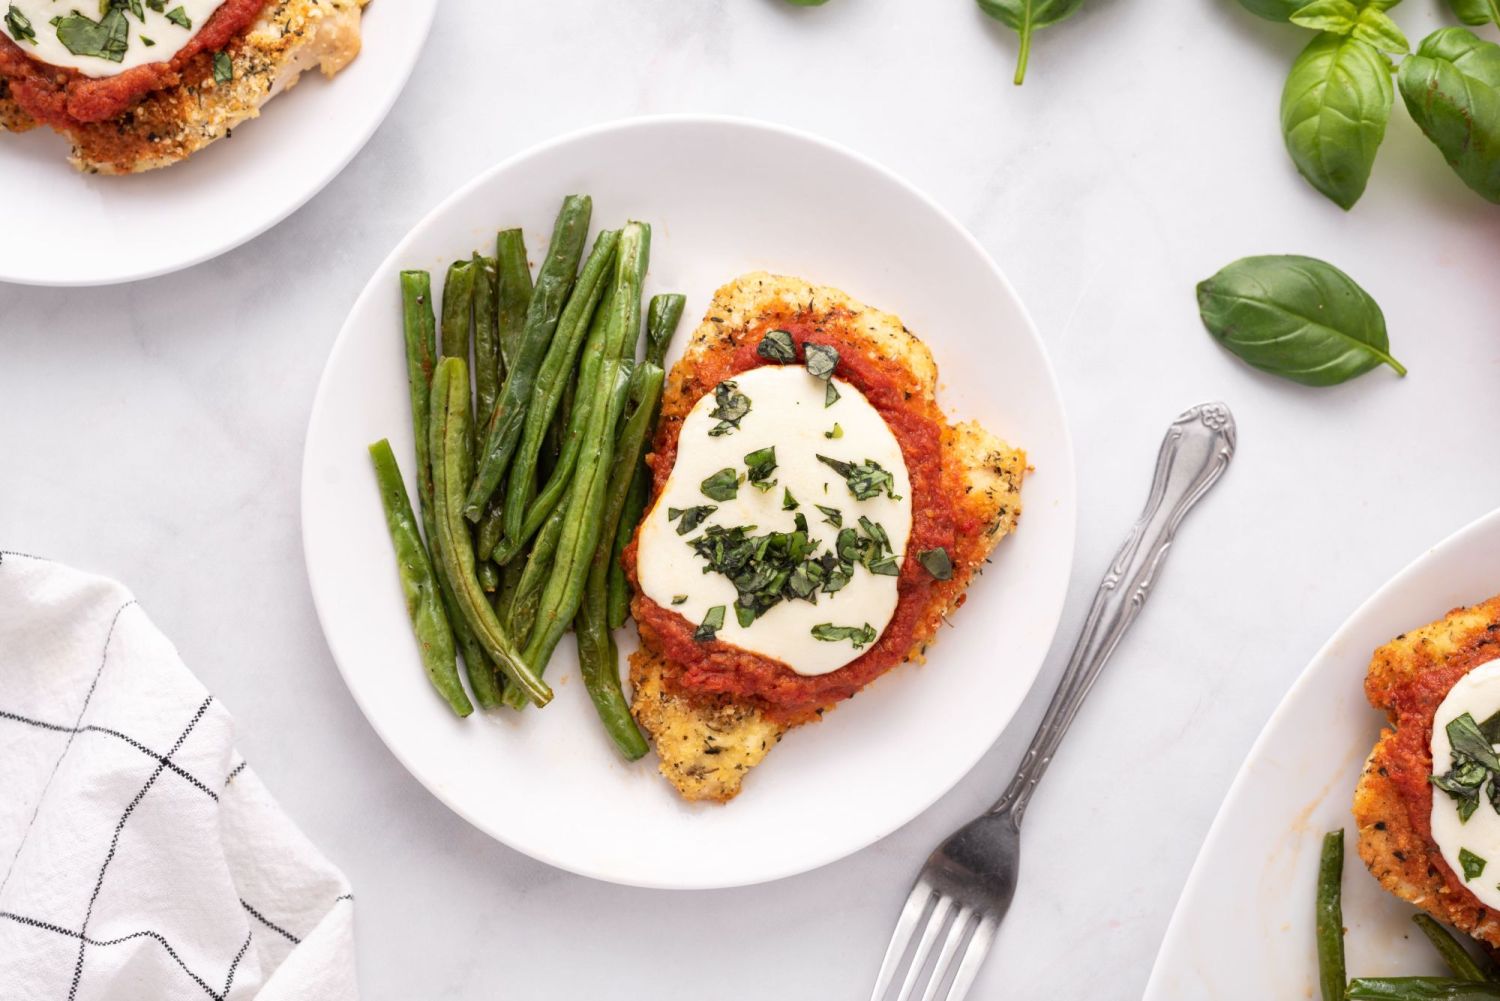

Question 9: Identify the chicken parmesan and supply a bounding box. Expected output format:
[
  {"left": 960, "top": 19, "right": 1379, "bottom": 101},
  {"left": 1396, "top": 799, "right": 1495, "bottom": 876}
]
[
  {"left": 624, "top": 273, "right": 1027, "bottom": 803},
  {"left": 0, "top": 0, "right": 365, "bottom": 172},
  {"left": 1355, "top": 594, "right": 1500, "bottom": 945}
]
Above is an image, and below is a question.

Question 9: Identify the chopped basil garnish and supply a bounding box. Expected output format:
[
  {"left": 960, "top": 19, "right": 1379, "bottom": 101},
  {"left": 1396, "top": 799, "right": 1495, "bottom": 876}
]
[
  {"left": 5, "top": 5, "right": 36, "bottom": 44},
  {"left": 825, "top": 423, "right": 843, "bottom": 439},
  {"left": 805, "top": 343, "right": 839, "bottom": 381},
  {"left": 734, "top": 605, "right": 756, "bottom": 628},
  {"left": 859, "top": 516, "right": 890, "bottom": 553},
  {"left": 122, "top": 0, "right": 143, "bottom": 21},
  {"left": 745, "top": 446, "right": 777, "bottom": 488},
  {"left": 56, "top": 7, "right": 129, "bottom": 62},
  {"left": 757, "top": 329, "right": 796, "bottom": 363},
  {"left": 782, "top": 488, "right": 798, "bottom": 511},
  {"left": 811, "top": 622, "right": 877, "bottom": 648},
  {"left": 164, "top": 5, "right": 189, "bottom": 28},
  {"left": 825, "top": 382, "right": 840, "bottom": 407},
  {"left": 671, "top": 595, "right": 687, "bottom": 606},
  {"left": 1431, "top": 712, "right": 1500, "bottom": 823},
  {"left": 919, "top": 547, "right": 953, "bottom": 581},
  {"left": 212, "top": 50, "right": 232, "bottom": 84},
  {"left": 146, "top": 0, "right": 163, "bottom": 9},
  {"left": 667, "top": 504, "right": 716, "bottom": 535},
  {"left": 816, "top": 504, "right": 842, "bottom": 528},
  {"left": 816, "top": 454, "right": 901, "bottom": 501},
  {"left": 139, "top": 33, "right": 154, "bottom": 44},
  {"left": 1462, "top": 847, "right": 1488, "bottom": 882},
  {"left": 694, "top": 605, "right": 725, "bottom": 643},
  {"left": 700, "top": 468, "right": 739, "bottom": 502},
  {"left": 707, "top": 380, "right": 750, "bottom": 437}
]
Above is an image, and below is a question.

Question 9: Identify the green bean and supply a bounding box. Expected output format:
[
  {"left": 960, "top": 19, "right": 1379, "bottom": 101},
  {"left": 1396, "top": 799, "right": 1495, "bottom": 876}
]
[
  {"left": 506, "top": 501, "right": 568, "bottom": 647},
  {"left": 401, "top": 271, "right": 494, "bottom": 707},
  {"left": 491, "top": 283, "right": 617, "bottom": 565},
  {"left": 494, "top": 228, "right": 532, "bottom": 377},
  {"left": 440, "top": 259, "right": 476, "bottom": 365},
  {"left": 504, "top": 360, "right": 631, "bottom": 709},
  {"left": 612, "top": 222, "right": 651, "bottom": 362},
  {"left": 577, "top": 362, "right": 663, "bottom": 755},
  {"left": 1346, "top": 980, "right": 1500, "bottom": 999},
  {"left": 1316, "top": 829, "right": 1346, "bottom": 1001},
  {"left": 431, "top": 357, "right": 554, "bottom": 708},
  {"left": 607, "top": 293, "right": 685, "bottom": 627},
  {"left": 500, "top": 229, "right": 620, "bottom": 547},
  {"left": 1414, "top": 916, "right": 1489, "bottom": 982},
  {"left": 540, "top": 367, "right": 573, "bottom": 483},
  {"left": 367, "top": 439, "right": 471, "bottom": 717},
  {"left": 492, "top": 223, "right": 649, "bottom": 562},
  {"left": 465, "top": 196, "right": 592, "bottom": 520},
  {"left": 472, "top": 254, "right": 500, "bottom": 425}
]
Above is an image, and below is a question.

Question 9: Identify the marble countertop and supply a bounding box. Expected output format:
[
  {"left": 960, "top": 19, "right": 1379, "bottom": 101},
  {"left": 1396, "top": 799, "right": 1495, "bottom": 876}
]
[{"left": 6, "top": 0, "right": 1500, "bottom": 997}]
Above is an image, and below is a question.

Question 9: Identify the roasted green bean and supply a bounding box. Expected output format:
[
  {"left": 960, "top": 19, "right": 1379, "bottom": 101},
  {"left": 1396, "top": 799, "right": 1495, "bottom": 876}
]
[
  {"left": 500, "top": 229, "right": 620, "bottom": 547},
  {"left": 506, "top": 500, "right": 568, "bottom": 648},
  {"left": 494, "top": 228, "right": 532, "bottom": 376},
  {"left": 1414, "top": 915, "right": 1489, "bottom": 982},
  {"left": 368, "top": 439, "right": 470, "bottom": 717},
  {"left": 472, "top": 254, "right": 501, "bottom": 425},
  {"left": 465, "top": 195, "right": 592, "bottom": 520},
  {"left": 607, "top": 293, "right": 685, "bottom": 627},
  {"left": 1317, "top": 829, "right": 1346, "bottom": 1001},
  {"left": 440, "top": 259, "right": 476, "bottom": 364},
  {"left": 431, "top": 357, "right": 553, "bottom": 708},
  {"left": 1346, "top": 979, "right": 1500, "bottom": 999}
]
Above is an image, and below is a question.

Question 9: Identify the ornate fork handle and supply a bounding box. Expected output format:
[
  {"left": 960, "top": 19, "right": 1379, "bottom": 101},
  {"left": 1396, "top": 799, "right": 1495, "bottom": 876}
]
[{"left": 991, "top": 402, "right": 1237, "bottom": 823}]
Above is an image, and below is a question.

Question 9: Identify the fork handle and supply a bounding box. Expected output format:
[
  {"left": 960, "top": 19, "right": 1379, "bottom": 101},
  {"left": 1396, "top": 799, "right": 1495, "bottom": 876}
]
[{"left": 989, "top": 402, "right": 1237, "bottom": 823}]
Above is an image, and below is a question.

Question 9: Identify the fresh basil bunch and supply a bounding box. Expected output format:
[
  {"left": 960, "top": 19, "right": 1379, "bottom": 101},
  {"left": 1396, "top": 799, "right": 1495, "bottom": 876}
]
[
  {"left": 1243, "top": 0, "right": 1500, "bottom": 206},
  {"left": 976, "top": 0, "right": 1085, "bottom": 85},
  {"left": 1197, "top": 255, "right": 1405, "bottom": 387}
]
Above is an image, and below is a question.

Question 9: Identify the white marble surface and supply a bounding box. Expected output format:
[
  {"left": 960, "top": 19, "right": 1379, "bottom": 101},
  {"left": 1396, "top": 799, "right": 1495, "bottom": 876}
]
[{"left": 5, "top": 0, "right": 1500, "bottom": 997}]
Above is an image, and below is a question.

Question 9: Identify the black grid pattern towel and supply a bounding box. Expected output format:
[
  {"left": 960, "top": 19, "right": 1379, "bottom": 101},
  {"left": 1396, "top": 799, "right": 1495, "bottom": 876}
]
[{"left": 0, "top": 553, "right": 357, "bottom": 1000}]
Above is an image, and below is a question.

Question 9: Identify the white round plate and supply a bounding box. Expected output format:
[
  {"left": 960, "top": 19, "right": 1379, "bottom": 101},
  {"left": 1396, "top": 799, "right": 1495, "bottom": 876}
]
[
  {"left": 301, "top": 116, "right": 1076, "bottom": 889},
  {"left": 0, "top": 0, "right": 435, "bottom": 287},
  {"left": 1145, "top": 507, "right": 1500, "bottom": 998}
]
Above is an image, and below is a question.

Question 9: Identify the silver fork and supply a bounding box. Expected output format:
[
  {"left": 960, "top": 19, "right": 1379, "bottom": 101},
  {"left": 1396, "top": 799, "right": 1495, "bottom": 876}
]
[{"left": 869, "top": 402, "right": 1237, "bottom": 1001}]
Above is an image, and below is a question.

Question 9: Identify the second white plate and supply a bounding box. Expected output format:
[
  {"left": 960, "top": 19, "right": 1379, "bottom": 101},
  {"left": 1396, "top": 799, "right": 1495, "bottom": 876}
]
[
  {"left": 301, "top": 116, "right": 1076, "bottom": 888},
  {"left": 1145, "top": 507, "right": 1500, "bottom": 997}
]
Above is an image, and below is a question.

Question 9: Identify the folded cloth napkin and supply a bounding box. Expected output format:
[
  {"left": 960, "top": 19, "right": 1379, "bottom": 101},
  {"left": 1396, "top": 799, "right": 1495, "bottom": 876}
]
[{"left": 0, "top": 552, "right": 357, "bottom": 1001}]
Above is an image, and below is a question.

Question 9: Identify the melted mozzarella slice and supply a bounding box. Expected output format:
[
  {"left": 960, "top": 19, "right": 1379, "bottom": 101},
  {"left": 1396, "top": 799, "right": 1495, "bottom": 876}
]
[
  {"left": 4, "top": 0, "right": 228, "bottom": 77},
  {"left": 637, "top": 364, "right": 912, "bottom": 677},
  {"left": 1431, "top": 657, "right": 1500, "bottom": 909}
]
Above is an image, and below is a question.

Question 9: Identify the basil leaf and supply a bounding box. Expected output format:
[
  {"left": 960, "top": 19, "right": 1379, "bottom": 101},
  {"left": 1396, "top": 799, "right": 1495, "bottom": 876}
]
[
  {"left": 1196, "top": 255, "right": 1405, "bottom": 387},
  {"left": 1280, "top": 34, "right": 1392, "bottom": 210},
  {"left": 804, "top": 343, "right": 839, "bottom": 381},
  {"left": 1448, "top": 713, "right": 1500, "bottom": 771},
  {"left": 694, "top": 605, "right": 726, "bottom": 643},
  {"left": 1399, "top": 28, "right": 1500, "bottom": 204},
  {"left": 4, "top": 5, "right": 35, "bottom": 44},
  {"left": 701, "top": 468, "right": 740, "bottom": 502},
  {"left": 1238, "top": 0, "right": 1307, "bottom": 20},
  {"left": 858, "top": 516, "right": 891, "bottom": 554},
  {"left": 1480, "top": 710, "right": 1500, "bottom": 744},
  {"left": 212, "top": 50, "right": 232, "bottom": 85},
  {"left": 1351, "top": 8, "right": 1408, "bottom": 54},
  {"left": 1461, "top": 847, "right": 1488, "bottom": 881},
  {"left": 810, "top": 622, "right": 878, "bottom": 648},
  {"left": 734, "top": 603, "right": 756, "bottom": 628},
  {"left": 975, "top": 0, "right": 1085, "bottom": 85},
  {"left": 757, "top": 329, "right": 796, "bottom": 363},
  {"left": 825, "top": 423, "right": 842, "bottom": 439},
  {"left": 146, "top": 0, "right": 163, "bottom": 9},
  {"left": 816, "top": 504, "right": 842, "bottom": 528},
  {"left": 919, "top": 547, "right": 954, "bottom": 581},
  {"left": 745, "top": 446, "right": 777, "bottom": 486},
  {"left": 1289, "top": 0, "right": 1357, "bottom": 34},
  {"left": 164, "top": 4, "right": 189, "bottom": 28},
  {"left": 139, "top": 33, "right": 154, "bottom": 44},
  {"left": 667, "top": 504, "right": 716, "bottom": 535},
  {"left": 707, "top": 380, "right": 751, "bottom": 437},
  {"left": 1445, "top": 0, "right": 1500, "bottom": 27},
  {"left": 671, "top": 595, "right": 687, "bottom": 606},
  {"left": 824, "top": 381, "right": 840, "bottom": 408},
  {"left": 56, "top": 7, "right": 129, "bottom": 61},
  {"left": 817, "top": 454, "right": 901, "bottom": 501},
  {"left": 782, "top": 488, "right": 798, "bottom": 511}
]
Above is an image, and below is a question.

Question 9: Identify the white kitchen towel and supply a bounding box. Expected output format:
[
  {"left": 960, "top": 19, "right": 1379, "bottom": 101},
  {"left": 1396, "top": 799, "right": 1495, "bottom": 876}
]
[{"left": 0, "top": 552, "right": 357, "bottom": 1001}]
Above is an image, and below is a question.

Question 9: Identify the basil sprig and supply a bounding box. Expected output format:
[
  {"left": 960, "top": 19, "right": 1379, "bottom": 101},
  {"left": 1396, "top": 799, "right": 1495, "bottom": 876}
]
[
  {"left": 1281, "top": 33, "right": 1395, "bottom": 210},
  {"left": 975, "top": 0, "right": 1085, "bottom": 86},
  {"left": 1399, "top": 29, "right": 1500, "bottom": 204},
  {"left": 1431, "top": 712, "right": 1500, "bottom": 823},
  {"left": 1196, "top": 255, "right": 1405, "bottom": 387}
]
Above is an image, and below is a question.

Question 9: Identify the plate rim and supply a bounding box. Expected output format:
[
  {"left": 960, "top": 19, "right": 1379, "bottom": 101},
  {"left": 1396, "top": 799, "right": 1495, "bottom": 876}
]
[
  {"left": 299, "top": 112, "right": 1078, "bottom": 888},
  {"left": 1143, "top": 504, "right": 1500, "bottom": 993},
  {"left": 0, "top": 0, "right": 438, "bottom": 288}
]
